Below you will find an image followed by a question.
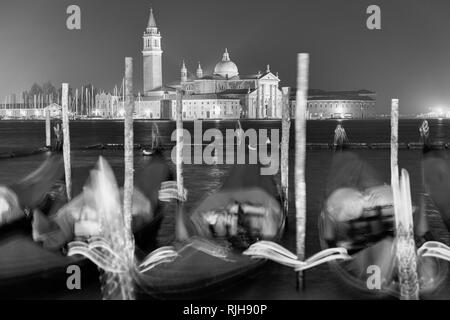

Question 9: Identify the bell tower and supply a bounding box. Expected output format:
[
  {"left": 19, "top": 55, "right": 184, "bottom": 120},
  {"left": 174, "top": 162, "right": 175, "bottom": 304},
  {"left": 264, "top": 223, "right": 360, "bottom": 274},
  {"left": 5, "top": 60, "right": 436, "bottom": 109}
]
[
  {"left": 181, "top": 60, "right": 188, "bottom": 83},
  {"left": 143, "top": 8, "right": 163, "bottom": 93}
]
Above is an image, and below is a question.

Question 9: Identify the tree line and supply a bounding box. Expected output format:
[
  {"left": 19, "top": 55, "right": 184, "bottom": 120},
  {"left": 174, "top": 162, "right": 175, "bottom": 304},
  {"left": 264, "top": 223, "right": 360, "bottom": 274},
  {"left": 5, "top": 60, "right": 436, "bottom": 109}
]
[{"left": 17, "top": 82, "right": 99, "bottom": 115}]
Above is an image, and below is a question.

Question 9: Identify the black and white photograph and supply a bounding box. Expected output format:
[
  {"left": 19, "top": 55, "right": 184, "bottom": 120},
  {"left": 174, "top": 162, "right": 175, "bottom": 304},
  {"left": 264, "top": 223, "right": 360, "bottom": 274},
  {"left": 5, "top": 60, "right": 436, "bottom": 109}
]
[{"left": 1, "top": 0, "right": 450, "bottom": 305}]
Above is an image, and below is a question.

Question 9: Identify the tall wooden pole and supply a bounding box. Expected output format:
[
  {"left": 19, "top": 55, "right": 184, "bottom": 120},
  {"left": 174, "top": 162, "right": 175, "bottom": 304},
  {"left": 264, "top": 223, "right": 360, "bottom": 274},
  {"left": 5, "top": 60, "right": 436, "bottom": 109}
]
[
  {"left": 124, "top": 58, "right": 134, "bottom": 261},
  {"left": 98, "top": 62, "right": 135, "bottom": 301},
  {"left": 81, "top": 86, "right": 84, "bottom": 115},
  {"left": 122, "top": 78, "right": 125, "bottom": 117},
  {"left": 75, "top": 89, "right": 79, "bottom": 116},
  {"left": 174, "top": 88, "right": 189, "bottom": 240},
  {"left": 123, "top": 57, "right": 135, "bottom": 300},
  {"left": 85, "top": 88, "right": 89, "bottom": 116},
  {"left": 176, "top": 89, "right": 184, "bottom": 198},
  {"left": 61, "top": 83, "right": 72, "bottom": 200},
  {"left": 281, "top": 87, "right": 291, "bottom": 216},
  {"left": 295, "top": 53, "right": 309, "bottom": 290},
  {"left": 391, "top": 99, "right": 419, "bottom": 300},
  {"left": 45, "top": 106, "right": 51, "bottom": 147},
  {"left": 87, "top": 89, "right": 90, "bottom": 116},
  {"left": 391, "top": 99, "right": 399, "bottom": 190}
]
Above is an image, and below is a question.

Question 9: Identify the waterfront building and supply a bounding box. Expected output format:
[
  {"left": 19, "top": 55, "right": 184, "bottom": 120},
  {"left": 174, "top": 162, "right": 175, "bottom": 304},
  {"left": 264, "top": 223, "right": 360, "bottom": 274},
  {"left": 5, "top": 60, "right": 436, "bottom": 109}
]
[
  {"left": 140, "top": 8, "right": 282, "bottom": 120},
  {"left": 178, "top": 52, "right": 282, "bottom": 119},
  {"left": 172, "top": 94, "right": 241, "bottom": 120},
  {"left": 289, "top": 89, "right": 376, "bottom": 119},
  {"left": 135, "top": 92, "right": 241, "bottom": 120},
  {"left": 0, "top": 102, "right": 61, "bottom": 119},
  {"left": 94, "top": 92, "right": 113, "bottom": 117},
  {"left": 92, "top": 92, "right": 123, "bottom": 118},
  {"left": 135, "top": 94, "right": 166, "bottom": 119}
]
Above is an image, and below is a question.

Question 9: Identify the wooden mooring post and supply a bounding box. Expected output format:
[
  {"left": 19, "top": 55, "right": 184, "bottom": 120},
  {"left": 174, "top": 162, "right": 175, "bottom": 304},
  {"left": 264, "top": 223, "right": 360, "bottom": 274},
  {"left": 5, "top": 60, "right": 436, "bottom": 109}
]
[
  {"left": 391, "top": 98, "right": 419, "bottom": 300},
  {"left": 45, "top": 106, "right": 51, "bottom": 148},
  {"left": 61, "top": 83, "right": 72, "bottom": 200},
  {"left": 174, "top": 88, "right": 189, "bottom": 240},
  {"left": 176, "top": 89, "right": 184, "bottom": 199},
  {"left": 120, "top": 57, "right": 136, "bottom": 300},
  {"left": 391, "top": 99, "right": 399, "bottom": 188},
  {"left": 295, "top": 53, "right": 309, "bottom": 291},
  {"left": 75, "top": 88, "right": 79, "bottom": 116},
  {"left": 281, "top": 87, "right": 291, "bottom": 216}
]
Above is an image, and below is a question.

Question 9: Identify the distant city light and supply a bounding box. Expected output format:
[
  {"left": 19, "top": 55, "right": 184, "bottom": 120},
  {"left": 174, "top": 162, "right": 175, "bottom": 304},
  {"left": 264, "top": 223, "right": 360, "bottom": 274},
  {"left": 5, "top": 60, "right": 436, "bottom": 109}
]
[
  {"left": 421, "top": 105, "right": 450, "bottom": 119},
  {"left": 434, "top": 106, "right": 444, "bottom": 114}
]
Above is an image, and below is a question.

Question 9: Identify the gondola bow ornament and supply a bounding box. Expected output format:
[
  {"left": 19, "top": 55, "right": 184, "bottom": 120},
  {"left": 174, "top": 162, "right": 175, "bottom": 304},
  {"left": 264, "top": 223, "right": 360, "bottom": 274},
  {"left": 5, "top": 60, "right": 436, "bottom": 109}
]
[
  {"left": 418, "top": 241, "right": 450, "bottom": 262},
  {"left": 393, "top": 169, "right": 419, "bottom": 300},
  {"left": 68, "top": 238, "right": 179, "bottom": 274},
  {"left": 243, "top": 241, "right": 351, "bottom": 271},
  {"left": 66, "top": 176, "right": 185, "bottom": 274}
]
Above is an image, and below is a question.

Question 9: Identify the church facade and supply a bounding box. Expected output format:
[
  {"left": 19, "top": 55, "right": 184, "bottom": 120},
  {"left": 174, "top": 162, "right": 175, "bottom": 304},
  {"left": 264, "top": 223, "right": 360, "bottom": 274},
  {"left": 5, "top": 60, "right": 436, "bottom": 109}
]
[
  {"left": 178, "top": 49, "right": 282, "bottom": 119},
  {"left": 138, "top": 8, "right": 283, "bottom": 120}
]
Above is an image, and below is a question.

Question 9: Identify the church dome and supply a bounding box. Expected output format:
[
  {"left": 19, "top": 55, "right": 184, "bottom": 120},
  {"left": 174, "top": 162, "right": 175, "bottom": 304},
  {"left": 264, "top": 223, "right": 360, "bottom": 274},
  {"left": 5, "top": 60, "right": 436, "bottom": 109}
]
[{"left": 214, "top": 49, "right": 239, "bottom": 78}]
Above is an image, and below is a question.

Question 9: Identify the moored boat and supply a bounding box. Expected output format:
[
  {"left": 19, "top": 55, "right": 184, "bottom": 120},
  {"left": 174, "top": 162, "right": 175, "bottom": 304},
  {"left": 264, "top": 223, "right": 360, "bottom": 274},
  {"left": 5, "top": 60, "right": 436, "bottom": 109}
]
[
  {"left": 0, "top": 151, "right": 173, "bottom": 296},
  {"left": 136, "top": 163, "right": 285, "bottom": 298},
  {"left": 0, "top": 155, "right": 73, "bottom": 295},
  {"left": 318, "top": 151, "right": 447, "bottom": 297}
]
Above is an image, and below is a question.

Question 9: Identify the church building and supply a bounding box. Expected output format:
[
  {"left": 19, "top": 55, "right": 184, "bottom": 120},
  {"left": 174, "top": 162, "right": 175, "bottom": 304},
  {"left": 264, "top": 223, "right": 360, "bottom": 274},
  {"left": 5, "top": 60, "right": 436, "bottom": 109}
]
[{"left": 137, "top": 8, "right": 283, "bottom": 120}]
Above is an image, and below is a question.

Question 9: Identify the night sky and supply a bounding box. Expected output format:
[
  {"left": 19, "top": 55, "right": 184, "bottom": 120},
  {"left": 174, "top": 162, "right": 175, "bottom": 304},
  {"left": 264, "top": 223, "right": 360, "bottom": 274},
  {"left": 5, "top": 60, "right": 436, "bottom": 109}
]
[{"left": 1, "top": 0, "right": 449, "bottom": 114}]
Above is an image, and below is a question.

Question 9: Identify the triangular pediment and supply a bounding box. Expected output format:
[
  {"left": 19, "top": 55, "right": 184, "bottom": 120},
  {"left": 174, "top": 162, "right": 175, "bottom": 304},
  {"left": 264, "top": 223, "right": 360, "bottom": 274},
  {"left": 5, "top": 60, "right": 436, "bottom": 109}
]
[{"left": 259, "top": 72, "right": 279, "bottom": 81}]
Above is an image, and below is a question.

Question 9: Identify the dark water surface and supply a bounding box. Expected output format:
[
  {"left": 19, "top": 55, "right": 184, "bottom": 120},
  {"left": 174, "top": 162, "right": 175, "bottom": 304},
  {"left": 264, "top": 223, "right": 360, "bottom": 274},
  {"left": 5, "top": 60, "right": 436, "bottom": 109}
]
[{"left": 1, "top": 119, "right": 450, "bottom": 299}]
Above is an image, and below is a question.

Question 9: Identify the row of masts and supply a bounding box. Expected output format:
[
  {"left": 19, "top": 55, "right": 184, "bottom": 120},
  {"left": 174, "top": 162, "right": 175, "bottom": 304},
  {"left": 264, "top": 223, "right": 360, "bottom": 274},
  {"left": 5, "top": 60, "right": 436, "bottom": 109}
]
[{"left": 2, "top": 80, "right": 130, "bottom": 117}]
